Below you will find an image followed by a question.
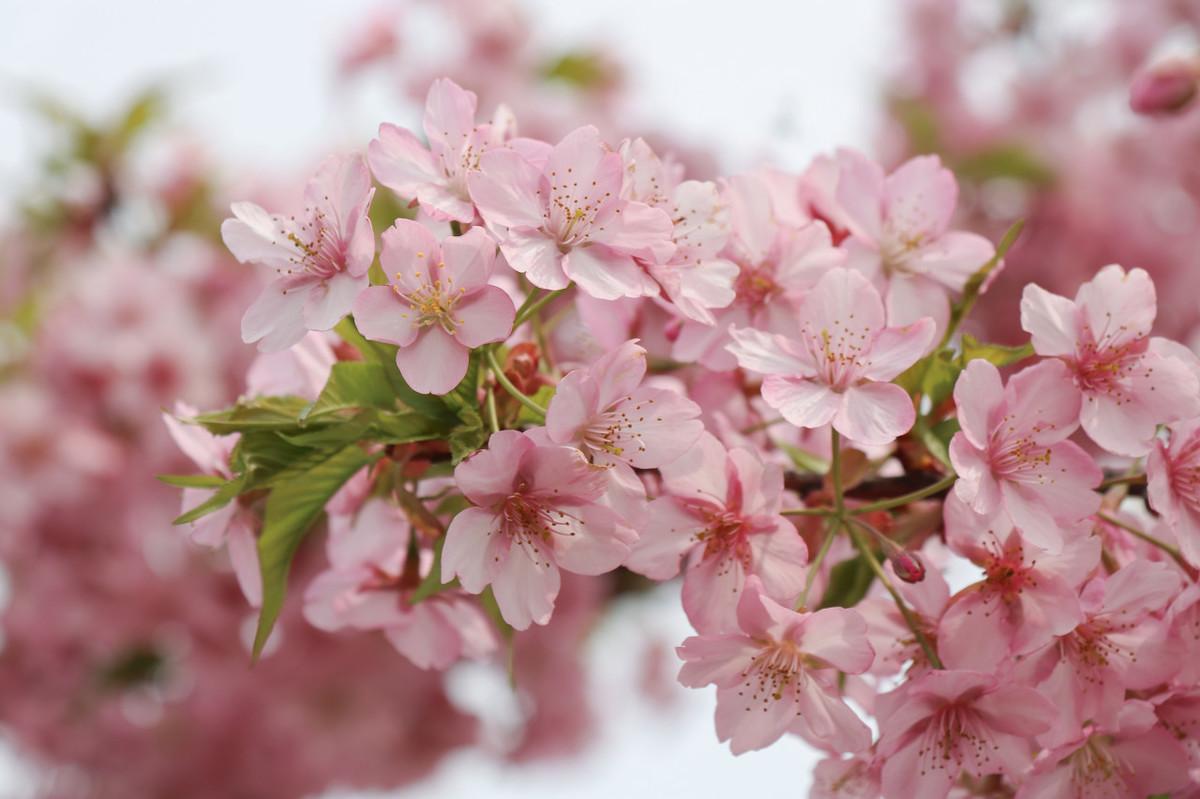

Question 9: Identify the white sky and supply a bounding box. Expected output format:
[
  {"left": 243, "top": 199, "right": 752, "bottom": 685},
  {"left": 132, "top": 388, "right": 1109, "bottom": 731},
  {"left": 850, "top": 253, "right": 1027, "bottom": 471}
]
[{"left": 0, "top": 2, "right": 896, "bottom": 796}]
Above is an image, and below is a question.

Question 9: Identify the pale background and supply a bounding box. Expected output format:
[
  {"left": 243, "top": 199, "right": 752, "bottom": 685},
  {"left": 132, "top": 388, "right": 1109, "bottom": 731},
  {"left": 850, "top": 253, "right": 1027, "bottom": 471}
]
[{"left": 0, "top": 1, "right": 897, "bottom": 795}]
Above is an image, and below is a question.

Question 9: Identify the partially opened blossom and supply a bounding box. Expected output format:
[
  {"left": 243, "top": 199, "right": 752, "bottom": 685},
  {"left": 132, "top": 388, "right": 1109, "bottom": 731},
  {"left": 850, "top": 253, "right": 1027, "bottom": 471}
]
[
  {"left": 545, "top": 339, "right": 703, "bottom": 468},
  {"left": 677, "top": 577, "right": 873, "bottom": 754},
  {"left": 835, "top": 151, "right": 995, "bottom": 333},
  {"left": 1017, "top": 699, "right": 1191, "bottom": 799},
  {"left": 162, "top": 404, "right": 260, "bottom": 607},
  {"left": 875, "top": 669, "right": 1055, "bottom": 799},
  {"left": 368, "top": 77, "right": 516, "bottom": 223},
  {"left": 352, "top": 220, "right": 515, "bottom": 394},
  {"left": 1129, "top": 57, "right": 1200, "bottom": 116},
  {"left": 468, "top": 125, "right": 675, "bottom": 300},
  {"left": 619, "top": 138, "right": 738, "bottom": 323},
  {"left": 727, "top": 267, "right": 935, "bottom": 446},
  {"left": 1020, "top": 264, "right": 1200, "bottom": 456},
  {"left": 948, "top": 358, "right": 1101, "bottom": 551},
  {"left": 938, "top": 494, "right": 1099, "bottom": 670},
  {"left": 442, "top": 430, "right": 636, "bottom": 630},
  {"left": 304, "top": 497, "right": 497, "bottom": 670},
  {"left": 1019, "top": 559, "right": 1182, "bottom": 745},
  {"left": 1148, "top": 417, "right": 1200, "bottom": 566},
  {"left": 626, "top": 433, "right": 807, "bottom": 632},
  {"left": 221, "top": 154, "right": 375, "bottom": 351},
  {"left": 674, "top": 173, "right": 845, "bottom": 369}
]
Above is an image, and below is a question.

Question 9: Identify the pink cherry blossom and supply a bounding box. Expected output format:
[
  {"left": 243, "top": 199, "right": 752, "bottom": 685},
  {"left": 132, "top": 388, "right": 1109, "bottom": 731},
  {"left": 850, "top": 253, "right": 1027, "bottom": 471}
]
[
  {"left": 858, "top": 559, "right": 949, "bottom": 676},
  {"left": 368, "top": 77, "right": 516, "bottom": 223},
  {"left": 938, "top": 495, "right": 1100, "bottom": 670},
  {"left": 221, "top": 154, "right": 375, "bottom": 352},
  {"left": 162, "top": 404, "right": 261, "bottom": 607},
  {"left": 727, "top": 267, "right": 935, "bottom": 446},
  {"left": 1018, "top": 559, "right": 1182, "bottom": 745},
  {"left": 1147, "top": 416, "right": 1200, "bottom": 567},
  {"left": 677, "top": 577, "right": 873, "bottom": 754},
  {"left": 352, "top": 220, "right": 515, "bottom": 394},
  {"left": 626, "top": 433, "right": 808, "bottom": 632},
  {"left": 467, "top": 125, "right": 675, "bottom": 300},
  {"left": 619, "top": 138, "right": 738, "bottom": 323},
  {"left": 673, "top": 173, "right": 845, "bottom": 370},
  {"left": 1020, "top": 264, "right": 1200, "bottom": 456},
  {"left": 835, "top": 150, "right": 996, "bottom": 333},
  {"left": 875, "top": 669, "right": 1055, "bottom": 799},
  {"left": 1017, "top": 699, "right": 1191, "bottom": 799},
  {"left": 442, "top": 430, "right": 636, "bottom": 630},
  {"left": 244, "top": 331, "right": 336, "bottom": 400},
  {"left": 304, "top": 497, "right": 498, "bottom": 670},
  {"left": 948, "top": 358, "right": 1101, "bottom": 551},
  {"left": 545, "top": 338, "right": 703, "bottom": 469}
]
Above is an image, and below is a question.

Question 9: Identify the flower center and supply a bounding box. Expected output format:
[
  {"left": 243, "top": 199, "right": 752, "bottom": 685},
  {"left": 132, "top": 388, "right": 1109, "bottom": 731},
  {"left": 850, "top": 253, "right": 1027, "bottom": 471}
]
[
  {"left": 1073, "top": 321, "right": 1150, "bottom": 397},
  {"left": 395, "top": 266, "right": 466, "bottom": 334},
  {"left": 284, "top": 207, "right": 346, "bottom": 281},
  {"left": 734, "top": 260, "right": 781, "bottom": 308}
]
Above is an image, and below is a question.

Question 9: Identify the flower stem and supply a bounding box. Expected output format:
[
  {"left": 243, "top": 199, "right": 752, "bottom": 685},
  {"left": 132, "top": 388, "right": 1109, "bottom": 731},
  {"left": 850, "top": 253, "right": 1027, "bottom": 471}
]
[
  {"left": 514, "top": 288, "right": 566, "bottom": 328},
  {"left": 486, "top": 347, "right": 545, "bottom": 419},
  {"left": 450, "top": 220, "right": 463, "bottom": 237},
  {"left": 1097, "top": 511, "right": 1193, "bottom": 574},
  {"left": 830, "top": 430, "right": 845, "bottom": 517},
  {"left": 796, "top": 519, "right": 840, "bottom": 611},
  {"left": 847, "top": 518, "right": 943, "bottom": 669},
  {"left": 848, "top": 473, "right": 957, "bottom": 515},
  {"left": 1099, "top": 473, "right": 1146, "bottom": 490},
  {"left": 485, "top": 386, "right": 500, "bottom": 434}
]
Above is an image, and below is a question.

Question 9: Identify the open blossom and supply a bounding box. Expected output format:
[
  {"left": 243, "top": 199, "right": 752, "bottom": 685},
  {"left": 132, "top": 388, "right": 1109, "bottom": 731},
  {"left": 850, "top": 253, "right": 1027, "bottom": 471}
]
[
  {"left": 368, "top": 77, "right": 516, "bottom": 223},
  {"left": 835, "top": 151, "right": 995, "bottom": 333},
  {"left": 1021, "top": 264, "right": 1200, "bottom": 456},
  {"left": 673, "top": 173, "right": 845, "bottom": 370},
  {"left": 442, "top": 430, "right": 636, "bottom": 630},
  {"left": 352, "top": 220, "right": 515, "bottom": 394},
  {"left": 1147, "top": 417, "right": 1200, "bottom": 567},
  {"left": 221, "top": 154, "right": 375, "bottom": 351},
  {"left": 162, "top": 404, "right": 260, "bottom": 607},
  {"left": 938, "top": 494, "right": 1099, "bottom": 670},
  {"left": 727, "top": 267, "right": 935, "bottom": 446},
  {"left": 948, "top": 358, "right": 1101, "bottom": 551},
  {"left": 677, "top": 577, "right": 873, "bottom": 755},
  {"left": 1017, "top": 699, "right": 1191, "bottom": 799},
  {"left": 618, "top": 138, "right": 737, "bottom": 324},
  {"left": 545, "top": 339, "right": 703, "bottom": 468},
  {"left": 467, "top": 125, "right": 675, "bottom": 300},
  {"left": 626, "top": 433, "right": 808, "bottom": 633},
  {"left": 304, "top": 497, "right": 497, "bottom": 670},
  {"left": 1018, "top": 559, "right": 1182, "bottom": 745},
  {"left": 875, "top": 669, "right": 1055, "bottom": 799}
]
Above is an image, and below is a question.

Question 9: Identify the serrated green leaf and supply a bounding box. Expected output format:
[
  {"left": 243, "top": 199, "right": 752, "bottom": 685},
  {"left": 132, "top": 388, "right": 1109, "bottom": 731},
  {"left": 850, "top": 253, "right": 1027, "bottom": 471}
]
[
  {"left": 960, "top": 334, "right": 1034, "bottom": 369},
  {"left": 173, "top": 475, "right": 246, "bottom": 525},
  {"left": 335, "top": 317, "right": 454, "bottom": 421},
  {"left": 302, "top": 361, "right": 397, "bottom": 421},
  {"left": 194, "top": 397, "right": 315, "bottom": 434},
  {"left": 818, "top": 555, "right": 875, "bottom": 609},
  {"left": 921, "top": 350, "right": 962, "bottom": 410},
  {"left": 372, "top": 410, "right": 450, "bottom": 444},
  {"left": 252, "top": 445, "right": 380, "bottom": 658},
  {"left": 157, "top": 473, "right": 227, "bottom": 489}
]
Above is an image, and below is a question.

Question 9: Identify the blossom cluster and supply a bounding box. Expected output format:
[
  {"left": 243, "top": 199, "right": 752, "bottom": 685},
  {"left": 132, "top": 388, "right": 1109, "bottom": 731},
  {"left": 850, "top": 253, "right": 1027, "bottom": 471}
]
[{"left": 156, "top": 69, "right": 1200, "bottom": 798}]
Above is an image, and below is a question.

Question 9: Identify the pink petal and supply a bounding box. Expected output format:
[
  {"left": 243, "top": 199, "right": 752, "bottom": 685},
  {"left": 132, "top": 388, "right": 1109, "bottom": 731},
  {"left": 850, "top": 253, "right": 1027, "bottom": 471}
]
[
  {"left": 948, "top": 435, "right": 1002, "bottom": 515},
  {"left": 468, "top": 149, "right": 547, "bottom": 229},
  {"left": 591, "top": 200, "right": 675, "bottom": 262},
  {"left": 1020, "top": 283, "right": 1079, "bottom": 358},
  {"left": 489, "top": 544, "right": 560, "bottom": 630},
  {"left": 302, "top": 271, "right": 367, "bottom": 331},
  {"left": 453, "top": 430, "right": 528, "bottom": 504},
  {"left": 394, "top": 327, "right": 469, "bottom": 394},
  {"left": 227, "top": 510, "right": 262, "bottom": 607},
  {"left": 715, "top": 681, "right": 797, "bottom": 754},
  {"left": 1005, "top": 359, "right": 1081, "bottom": 445},
  {"left": 726, "top": 326, "right": 813, "bottom": 376},
  {"left": 1076, "top": 265, "right": 1156, "bottom": 351},
  {"left": 833, "top": 150, "right": 885, "bottom": 243},
  {"left": 761, "top": 376, "right": 840, "bottom": 429},
  {"left": 241, "top": 279, "right": 310, "bottom": 352},
  {"left": 562, "top": 245, "right": 658, "bottom": 301},
  {"left": 882, "top": 154, "right": 956, "bottom": 240},
  {"left": 496, "top": 229, "right": 568, "bottom": 289},
  {"left": 861, "top": 317, "right": 936, "bottom": 381},
  {"left": 379, "top": 220, "right": 443, "bottom": 294},
  {"left": 835, "top": 381, "right": 916, "bottom": 446},
  {"left": 685, "top": 550, "right": 747, "bottom": 634},
  {"left": 442, "top": 506, "right": 501, "bottom": 592},
  {"left": 440, "top": 226, "right": 496, "bottom": 291},
  {"left": 625, "top": 497, "right": 704, "bottom": 580},
  {"left": 352, "top": 285, "right": 419, "bottom": 347},
  {"left": 906, "top": 231, "right": 995, "bottom": 292},
  {"left": 422, "top": 77, "right": 478, "bottom": 158},
  {"left": 221, "top": 202, "right": 299, "bottom": 267},
  {"left": 799, "top": 607, "right": 874, "bottom": 673},
  {"left": 676, "top": 634, "right": 759, "bottom": 688},
  {"left": 793, "top": 677, "right": 872, "bottom": 752},
  {"left": 550, "top": 502, "right": 636, "bottom": 575},
  {"left": 953, "top": 358, "right": 1004, "bottom": 448},
  {"left": 368, "top": 123, "right": 440, "bottom": 195},
  {"left": 454, "top": 285, "right": 515, "bottom": 348},
  {"left": 801, "top": 267, "right": 886, "bottom": 341},
  {"left": 883, "top": 273, "right": 950, "bottom": 335},
  {"left": 746, "top": 520, "right": 808, "bottom": 604},
  {"left": 544, "top": 371, "right": 598, "bottom": 446}
]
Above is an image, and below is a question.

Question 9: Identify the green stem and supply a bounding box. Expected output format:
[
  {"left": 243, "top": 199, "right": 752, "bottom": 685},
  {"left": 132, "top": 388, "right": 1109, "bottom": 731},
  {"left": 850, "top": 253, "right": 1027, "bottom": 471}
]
[
  {"left": 450, "top": 220, "right": 463, "bottom": 237},
  {"left": 486, "top": 347, "right": 545, "bottom": 419},
  {"left": 1097, "top": 511, "right": 1193, "bottom": 574},
  {"left": 830, "top": 430, "right": 845, "bottom": 517},
  {"left": 1099, "top": 473, "right": 1145, "bottom": 491},
  {"left": 485, "top": 386, "right": 500, "bottom": 434},
  {"left": 796, "top": 519, "right": 840, "bottom": 610},
  {"left": 781, "top": 506, "right": 835, "bottom": 517},
  {"left": 848, "top": 518, "right": 943, "bottom": 669},
  {"left": 848, "top": 474, "right": 957, "bottom": 516},
  {"left": 741, "top": 416, "right": 785, "bottom": 435},
  {"left": 514, "top": 288, "right": 566, "bottom": 328}
]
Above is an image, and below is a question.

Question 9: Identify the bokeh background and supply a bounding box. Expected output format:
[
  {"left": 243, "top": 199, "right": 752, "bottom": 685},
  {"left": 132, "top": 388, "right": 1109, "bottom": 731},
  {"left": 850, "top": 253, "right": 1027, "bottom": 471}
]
[{"left": 3, "top": 0, "right": 1198, "bottom": 796}]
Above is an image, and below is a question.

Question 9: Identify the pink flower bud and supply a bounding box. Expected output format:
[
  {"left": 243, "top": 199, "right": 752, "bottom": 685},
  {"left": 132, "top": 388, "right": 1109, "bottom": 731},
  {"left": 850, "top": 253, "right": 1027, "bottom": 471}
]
[
  {"left": 1130, "top": 58, "right": 1199, "bottom": 116},
  {"left": 889, "top": 550, "right": 926, "bottom": 583}
]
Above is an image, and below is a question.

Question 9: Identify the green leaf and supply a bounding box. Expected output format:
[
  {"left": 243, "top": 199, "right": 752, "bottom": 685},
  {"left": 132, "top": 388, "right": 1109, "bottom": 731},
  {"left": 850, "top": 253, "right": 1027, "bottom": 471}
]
[
  {"left": 960, "top": 334, "right": 1034, "bottom": 369},
  {"left": 920, "top": 350, "right": 962, "bottom": 410},
  {"left": 302, "top": 361, "right": 397, "bottom": 420},
  {"left": 818, "top": 555, "right": 875, "bottom": 609},
  {"left": 372, "top": 410, "right": 451, "bottom": 444},
  {"left": 922, "top": 418, "right": 960, "bottom": 469},
  {"left": 780, "top": 443, "right": 830, "bottom": 475},
  {"left": 157, "top": 473, "right": 226, "bottom": 489},
  {"left": 408, "top": 536, "right": 459, "bottom": 603},
  {"left": 194, "top": 397, "right": 315, "bottom": 434},
  {"left": 954, "top": 143, "right": 1053, "bottom": 187},
  {"left": 252, "top": 445, "right": 380, "bottom": 658},
  {"left": 335, "top": 318, "right": 454, "bottom": 422},
  {"left": 173, "top": 475, "right": 246, "bottom": 525},
  {"left": 542, "top": 51, "right": 612, "bottom": 89},
  {"left": 516, "top": 385, "right": 556, "bottom": 425},
  {"left": 443, "top": 351, "right": 488, "bottom": 462}
]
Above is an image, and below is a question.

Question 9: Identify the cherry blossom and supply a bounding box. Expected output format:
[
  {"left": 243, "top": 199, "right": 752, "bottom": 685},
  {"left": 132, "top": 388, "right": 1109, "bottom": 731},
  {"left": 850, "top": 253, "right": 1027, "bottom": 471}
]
[
  {"left": 858, "top": 559, "right": 949, "bottom": 676},
  {"left": 875, "top": 669, "right": 1055, "bottom": 799},
  {"left": 1147, "top": 416, "right": 1200, "bottom": 567},
  {"left": 677, "top": 577, "right": 873, "bottom": 754},
  {"left": 368, "top": 77, "right": 516, "bottom": 223},
  {"left": 442, "top": 430, "right": 636, "bottom": 629},
  {"left": 352, "top": 220, "right": 515, "bottom": 394},
  {"left": 626, "top": 433, "right": 807, "bottom": 632},
  {"left": 221, "top": 154, "right": 375, "bottom": 351},
  {"left": 948, "top": 358, "right": 1102, "bottom": 551},
  {"left": 727, "top": 267, "right": 935, "bottom": 446},
  {"left": 468, "top": 125, "right": 675, "bottom": 300},
  {"left": 835, "top": 150, "right": 995, "bottom": 333},
  {"left": 1020, "top": 264, "right": 1200, "bottom": 456}
]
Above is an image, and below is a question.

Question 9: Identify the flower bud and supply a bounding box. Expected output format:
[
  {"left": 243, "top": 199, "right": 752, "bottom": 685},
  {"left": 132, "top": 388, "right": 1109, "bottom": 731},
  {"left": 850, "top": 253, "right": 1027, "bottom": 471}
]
[
  {"left": 1130, "top": 58, "right": 1199, "bottom": 116},
  {"left": 889, "top": 550, "right": 926, "bottom": 583}
]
